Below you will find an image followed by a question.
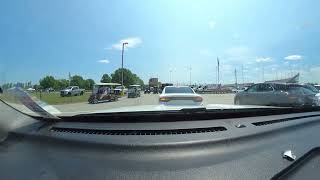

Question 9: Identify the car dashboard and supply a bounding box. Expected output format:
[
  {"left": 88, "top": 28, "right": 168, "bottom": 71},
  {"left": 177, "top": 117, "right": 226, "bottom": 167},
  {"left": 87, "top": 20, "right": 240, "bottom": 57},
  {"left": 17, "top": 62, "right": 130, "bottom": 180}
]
[{"left": 1, "top": 101, "right": 320, "bottom": 180}]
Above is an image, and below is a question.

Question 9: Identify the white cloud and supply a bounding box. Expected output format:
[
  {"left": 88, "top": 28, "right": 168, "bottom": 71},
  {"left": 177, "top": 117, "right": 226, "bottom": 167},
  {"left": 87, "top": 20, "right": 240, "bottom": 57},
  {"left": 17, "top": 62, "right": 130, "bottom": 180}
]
[
  {"left": 208, "top": 20, "right": 216, "bottom": 29},
  {"left": 256, "top": 57, "right": 272, "bottom": 62},
  {"left": 283, "top": 61, "right": 290, "bottom": 66},
  {"left": 111, "top": 37, "right": 142, "bottom": 50},
  {"left": 284, "top": 55, "right": 302, "bottom": 61},
  {"left": 98, "top": 59, "right": 110, "bottom": 64}
]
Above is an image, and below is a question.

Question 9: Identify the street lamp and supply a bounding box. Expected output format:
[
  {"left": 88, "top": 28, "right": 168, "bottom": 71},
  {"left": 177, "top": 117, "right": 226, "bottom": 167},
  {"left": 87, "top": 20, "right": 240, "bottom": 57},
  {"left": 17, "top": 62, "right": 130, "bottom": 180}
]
[
  {"left": 121, "top": 42, "right": 128, "bottom": 94},
  {"left": 187, "top": 66, "right": 192, "bottom": 86}
]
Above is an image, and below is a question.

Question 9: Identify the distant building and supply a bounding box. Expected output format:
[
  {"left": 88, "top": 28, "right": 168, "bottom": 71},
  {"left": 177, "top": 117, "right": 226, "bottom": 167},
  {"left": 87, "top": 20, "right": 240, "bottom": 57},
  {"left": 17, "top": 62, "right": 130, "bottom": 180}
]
[
  {"left": 265, "top": 73, "right": 300, "bottom": 84},
  {"left": 149, "top": 78, "right": 158, "bottom": 87}
]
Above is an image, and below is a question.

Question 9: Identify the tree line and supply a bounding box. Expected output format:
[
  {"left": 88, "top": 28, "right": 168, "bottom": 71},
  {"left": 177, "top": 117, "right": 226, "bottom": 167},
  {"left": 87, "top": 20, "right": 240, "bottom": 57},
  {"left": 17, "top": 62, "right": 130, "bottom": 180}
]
[
  {"left": 1, "top": 68, "right": 144, "bottom": 90},
  {"left": 100, "top": 68, "right": 144, "bottom": 87}
]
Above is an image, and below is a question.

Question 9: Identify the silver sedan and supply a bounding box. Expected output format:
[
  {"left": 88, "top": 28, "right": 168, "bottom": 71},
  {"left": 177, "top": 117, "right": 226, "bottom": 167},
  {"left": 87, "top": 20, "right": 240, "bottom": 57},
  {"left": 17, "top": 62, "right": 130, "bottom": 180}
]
[{"left": 159, "top": 86, "right": 203, "bottom": 106}]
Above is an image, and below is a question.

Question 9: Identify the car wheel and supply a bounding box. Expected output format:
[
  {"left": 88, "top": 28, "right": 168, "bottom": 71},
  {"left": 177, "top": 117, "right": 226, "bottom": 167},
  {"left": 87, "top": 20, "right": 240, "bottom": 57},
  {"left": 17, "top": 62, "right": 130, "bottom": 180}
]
[
  {"left": 80, "top": 92, "right": 84, "bottom": 95},
  {"left": 68, "top": 92, "right": 71, "bottom": 96},
  {"left": 235, "top": 98, "right": 241, "bottom": 105}
]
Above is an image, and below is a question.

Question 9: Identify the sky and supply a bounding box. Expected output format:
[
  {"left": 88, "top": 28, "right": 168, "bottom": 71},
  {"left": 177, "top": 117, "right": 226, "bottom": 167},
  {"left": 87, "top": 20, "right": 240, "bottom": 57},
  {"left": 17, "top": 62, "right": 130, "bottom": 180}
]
[{"left": 1, "top": 0, "right": 320, "bottom": 85}]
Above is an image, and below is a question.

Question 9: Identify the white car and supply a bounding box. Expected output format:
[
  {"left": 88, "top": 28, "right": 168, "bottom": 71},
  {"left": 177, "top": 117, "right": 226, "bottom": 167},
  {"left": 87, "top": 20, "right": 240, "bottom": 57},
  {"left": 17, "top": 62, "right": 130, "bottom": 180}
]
[{"left": 159, "top": 86, "right": 203, "bottom": 106}]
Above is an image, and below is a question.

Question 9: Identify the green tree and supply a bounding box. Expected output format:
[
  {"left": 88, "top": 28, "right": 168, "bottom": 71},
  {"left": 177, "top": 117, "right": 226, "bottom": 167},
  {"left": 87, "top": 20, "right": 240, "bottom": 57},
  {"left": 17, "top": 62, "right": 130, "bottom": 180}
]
[
  {"left": 56, "top": 79, "right": 69, "bottom": 90},
  {"left": 33, "top": 84, "right": 42, "bottom": 91},
  {"left": 70, "top": 75, "right": 85, "bottom": 88},
  {"left": 100, "top": 74, "right": 111, "bottom": 83},
  {"left": 1, "top": 83, "right": 13, "bottom": 90},
  {"left": 133, "top": 74, "right": 144, "bottom": 86},
  {"left": 111, "top": 68, "right": 144, "bottom": 87},
  {"left": 84, "top": 79, "right": 95, "bottom": 90},
  {"left": 39, "top": 76, "right": 57, "bottom": 89}
]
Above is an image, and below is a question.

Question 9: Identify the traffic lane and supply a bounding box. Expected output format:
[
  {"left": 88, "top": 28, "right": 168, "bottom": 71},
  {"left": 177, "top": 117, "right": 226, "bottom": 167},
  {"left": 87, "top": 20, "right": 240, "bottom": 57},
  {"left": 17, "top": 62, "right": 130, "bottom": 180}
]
[
  {"left": 202, "top": 94, "right": 235, "bottom": 105},
  {"left": 54, "top": 94, "right": 158, "bottom": 114},
  {"left": 53, "top": 93, "right": 235, "bottom": 114}
]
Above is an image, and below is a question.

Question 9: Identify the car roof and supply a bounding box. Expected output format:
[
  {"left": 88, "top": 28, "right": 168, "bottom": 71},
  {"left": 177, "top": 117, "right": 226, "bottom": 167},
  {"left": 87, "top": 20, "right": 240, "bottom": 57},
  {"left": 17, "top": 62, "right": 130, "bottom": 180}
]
[
  {"left": 95, "top": 83, "right": 121, "bottom": 86},
  {"left": 129, "top": 85, "right": 141, "bottom": 87}
]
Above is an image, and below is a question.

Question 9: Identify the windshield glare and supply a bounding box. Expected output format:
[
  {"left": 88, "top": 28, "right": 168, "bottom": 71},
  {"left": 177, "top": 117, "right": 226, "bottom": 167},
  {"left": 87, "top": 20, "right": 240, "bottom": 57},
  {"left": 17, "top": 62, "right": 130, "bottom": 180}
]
[{"left": 1, "top": 0, "right": 320, "bottom": 117}]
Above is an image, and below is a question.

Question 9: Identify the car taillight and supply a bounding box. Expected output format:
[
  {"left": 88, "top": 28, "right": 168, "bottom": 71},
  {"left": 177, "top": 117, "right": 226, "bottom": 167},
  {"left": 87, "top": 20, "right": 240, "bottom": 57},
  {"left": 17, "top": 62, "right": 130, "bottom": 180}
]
[
  {"left": 159, "top": 97, "right": 170, "bottom": 102},
  {"left": 193, "top": 96, "right": 203, "bottom": 102}
]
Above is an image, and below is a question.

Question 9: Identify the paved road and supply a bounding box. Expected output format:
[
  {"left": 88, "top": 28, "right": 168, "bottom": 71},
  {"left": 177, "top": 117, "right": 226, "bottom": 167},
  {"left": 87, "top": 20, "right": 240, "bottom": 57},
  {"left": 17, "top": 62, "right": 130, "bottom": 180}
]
[{"left": 53, "top": 93, "right": 235, "bottom": 114}]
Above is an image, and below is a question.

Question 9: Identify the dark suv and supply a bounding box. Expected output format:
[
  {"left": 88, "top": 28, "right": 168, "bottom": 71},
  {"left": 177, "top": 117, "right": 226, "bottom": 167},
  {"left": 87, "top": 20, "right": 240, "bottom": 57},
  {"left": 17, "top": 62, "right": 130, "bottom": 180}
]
[{"left": 234, "top": 83, "right": 320, "bottom": 107}]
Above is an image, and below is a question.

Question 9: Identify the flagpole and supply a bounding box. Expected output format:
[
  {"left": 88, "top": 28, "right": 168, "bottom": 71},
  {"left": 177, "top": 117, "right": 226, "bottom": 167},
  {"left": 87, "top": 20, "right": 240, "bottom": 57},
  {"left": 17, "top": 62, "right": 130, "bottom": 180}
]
[{"left": 217, "top": 57, "right": 220, "bottom": 85}]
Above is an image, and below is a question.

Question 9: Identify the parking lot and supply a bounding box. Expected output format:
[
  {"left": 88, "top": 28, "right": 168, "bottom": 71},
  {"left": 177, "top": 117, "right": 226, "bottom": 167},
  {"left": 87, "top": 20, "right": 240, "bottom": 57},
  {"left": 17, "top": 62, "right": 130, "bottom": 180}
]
[
  {"left": 3, "top": 93, "right": 235, "bottom": 116},
  {"left": 53, "top": 93, "right": 235, "bottom": 115}
]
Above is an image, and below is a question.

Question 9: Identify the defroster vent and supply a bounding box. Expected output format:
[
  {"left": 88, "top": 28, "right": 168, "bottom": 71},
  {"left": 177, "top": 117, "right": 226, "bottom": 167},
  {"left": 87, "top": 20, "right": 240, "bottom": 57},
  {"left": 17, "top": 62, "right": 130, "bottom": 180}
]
[{"left": 50, "top": 126, "right": 227, "bottom": 136}]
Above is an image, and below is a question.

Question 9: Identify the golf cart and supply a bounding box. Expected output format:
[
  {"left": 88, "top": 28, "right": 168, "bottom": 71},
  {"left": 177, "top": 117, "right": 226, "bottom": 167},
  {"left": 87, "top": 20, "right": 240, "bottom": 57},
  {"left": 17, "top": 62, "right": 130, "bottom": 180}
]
[
  {"left": 88, "top": 83, "right": 121, "bottom": 104},
  {"left": 128, "top": 85, "right": 141, "bottom": 98}
]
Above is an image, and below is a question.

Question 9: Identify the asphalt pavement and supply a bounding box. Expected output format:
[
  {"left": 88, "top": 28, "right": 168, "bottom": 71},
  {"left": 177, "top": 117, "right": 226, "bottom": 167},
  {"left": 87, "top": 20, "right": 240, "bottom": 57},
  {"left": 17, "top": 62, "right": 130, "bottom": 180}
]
[{"left": 53, "top": 93, "right": 235, "bottom": 114}]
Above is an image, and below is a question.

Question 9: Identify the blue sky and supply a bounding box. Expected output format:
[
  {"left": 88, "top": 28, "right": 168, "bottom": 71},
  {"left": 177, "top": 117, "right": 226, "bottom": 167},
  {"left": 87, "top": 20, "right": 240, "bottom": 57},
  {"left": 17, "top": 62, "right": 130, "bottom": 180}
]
[{"left": 1, "top": 0, "right": 320, "bottom": 85}]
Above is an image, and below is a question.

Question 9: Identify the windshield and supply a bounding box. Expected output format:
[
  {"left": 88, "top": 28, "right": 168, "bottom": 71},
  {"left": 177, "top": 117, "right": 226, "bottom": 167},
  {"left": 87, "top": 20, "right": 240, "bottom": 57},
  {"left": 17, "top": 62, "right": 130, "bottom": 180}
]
[
  {"left": 165, "top": 87, "right": 194, "bottom": 94},
  {"left": 1, "top": 0, "right": 320, "bottom": 117}
]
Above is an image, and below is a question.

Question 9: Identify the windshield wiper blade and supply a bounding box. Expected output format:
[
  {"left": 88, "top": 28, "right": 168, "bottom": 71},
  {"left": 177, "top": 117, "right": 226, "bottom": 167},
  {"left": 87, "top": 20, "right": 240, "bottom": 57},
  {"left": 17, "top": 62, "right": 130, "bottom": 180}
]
[
  {"left": 7, "top": 87, "right": 60, "bottom": 120},
  {"left": 180, "top": 107, "right": 207, "bottom": 113}
]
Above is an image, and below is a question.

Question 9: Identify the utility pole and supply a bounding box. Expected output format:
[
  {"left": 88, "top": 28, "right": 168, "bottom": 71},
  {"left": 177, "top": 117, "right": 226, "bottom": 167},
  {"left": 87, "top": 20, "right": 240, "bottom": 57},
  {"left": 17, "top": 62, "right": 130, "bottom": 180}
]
[
  {"left": 262, "top": 66, "right": 265, "bottom": 82},
  {"left": 217, "top": 57, "right": 220, "bottom": 85},
  {"left": 216, "top": 66, "right": 218, "bottom": 85},
  {"left": 169, "top": 70, "right": 172, "bottom": 83},
  {"left": 235, "top": 68, "right": 238, "bottom": 89},
  {"left": 68, "top": 72, "right": 71, "bottom": 86},
  {"left": 121, "top": 42, "right": 128, "bottom": 93},
  {"left": 241, "top": 64, "right": 244, "bottom": 86},
  {"left": 187, "top": 66, "right": 192, "bottom": 86}
]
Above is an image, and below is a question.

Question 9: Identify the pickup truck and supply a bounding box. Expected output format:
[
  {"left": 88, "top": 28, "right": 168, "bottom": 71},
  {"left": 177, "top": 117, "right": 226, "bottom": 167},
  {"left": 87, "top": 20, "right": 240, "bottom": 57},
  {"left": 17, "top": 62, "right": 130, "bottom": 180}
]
[{"left": 60, "top": 86, "right": 85, "bottom": 97}]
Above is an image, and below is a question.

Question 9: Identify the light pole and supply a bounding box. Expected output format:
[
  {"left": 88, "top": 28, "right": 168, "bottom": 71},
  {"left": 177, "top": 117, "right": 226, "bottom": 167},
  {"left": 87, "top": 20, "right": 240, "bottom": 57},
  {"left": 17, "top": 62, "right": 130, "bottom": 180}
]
[
  {"left": 121, "top": 42, "right": 128, "bottom": 94},
  {"left": 187, "top": 66, "right": 192, "bottom": 86},
  {"left": 169, "top": 70, "right": 173, "bottom": 83}
]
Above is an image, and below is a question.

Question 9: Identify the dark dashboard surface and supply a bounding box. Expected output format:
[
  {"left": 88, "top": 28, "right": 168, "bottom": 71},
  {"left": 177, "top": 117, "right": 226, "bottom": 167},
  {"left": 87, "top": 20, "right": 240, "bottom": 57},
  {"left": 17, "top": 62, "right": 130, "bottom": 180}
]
[{"left": 1, "top": 102, "right": 320, "bottom": 179}]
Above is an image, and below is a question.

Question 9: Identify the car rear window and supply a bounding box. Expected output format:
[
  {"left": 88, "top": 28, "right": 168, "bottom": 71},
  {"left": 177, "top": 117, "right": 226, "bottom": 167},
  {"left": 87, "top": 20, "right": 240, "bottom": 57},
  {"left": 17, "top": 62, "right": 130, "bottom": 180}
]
[
  {"left": 287, "top": 87, "right": 315, "bottom": 95},
  {"left": 304, "top": 85, "right": 319, "bottom": 93},
  {"left": 165, "top": 87, "right": 194, "bottom": 94}
]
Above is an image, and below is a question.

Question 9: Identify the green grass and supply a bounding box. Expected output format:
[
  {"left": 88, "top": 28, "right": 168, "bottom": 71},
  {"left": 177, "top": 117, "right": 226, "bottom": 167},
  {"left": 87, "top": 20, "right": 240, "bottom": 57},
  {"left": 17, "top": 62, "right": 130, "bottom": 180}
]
[
  {"left": 1, "top": 92, "right": 92, "bottom": 105},
  {"left": 0, "top": 93, "right": 21, "bottom": 104},
  {"left": 32, "top": 92, "right": 91, "bottom": 105}
]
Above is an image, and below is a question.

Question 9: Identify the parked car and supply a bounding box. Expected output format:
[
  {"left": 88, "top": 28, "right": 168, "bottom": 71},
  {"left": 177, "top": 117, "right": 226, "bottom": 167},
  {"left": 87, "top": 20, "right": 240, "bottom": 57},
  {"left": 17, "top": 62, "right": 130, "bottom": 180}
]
[
  {"left": 88, "top": 83, "right": 120, "bottom": 104},
  {"left": 144, "top": 88, "right": 151, "bottom": 94},
  {"left": 314, "top": 85, "right": 320, "bottom": 91},
  {"left": 26, "top": 88, "right": 36, "bottom": 92},
  {"left": 234, "top": 83, "right": 320, "bottom": 107},
  {"left": 45, "top": 87, "right": 54, "bottom": 93},
  {"left": 152, "top": 87, "right": 160, "bottom": 94},
  {"left": 60, "top": 86, "right": 85, "bottom": 97},
  {"left": 159, "top": 86, "right": 203, "bottom": 106},
  {"left": 114, "top": 86, "right": 128, "bottom": 95},
  {"left": 128, "top": 85, "right": 141, "bottom": 98}
]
